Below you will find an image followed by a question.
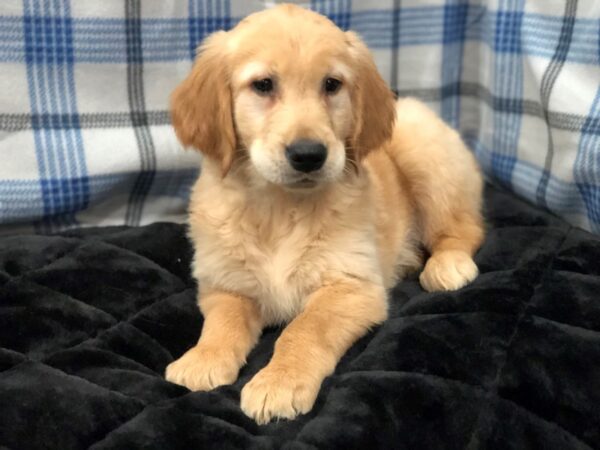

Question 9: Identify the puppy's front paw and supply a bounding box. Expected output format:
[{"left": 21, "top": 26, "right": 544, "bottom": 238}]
[
  {"left": 165, "top": 345, "right": 240, "bottom": 391},
  {"left": 241, "top": 365, "right": 319, "bottom": 425},
  {"left": 419, "top": 250, "right": 478, "bottom": 292}
]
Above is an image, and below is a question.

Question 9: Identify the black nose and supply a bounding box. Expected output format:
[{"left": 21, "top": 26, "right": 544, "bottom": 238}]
[{"left": 285, "top": 139, "right": 327, "bottom": 173}]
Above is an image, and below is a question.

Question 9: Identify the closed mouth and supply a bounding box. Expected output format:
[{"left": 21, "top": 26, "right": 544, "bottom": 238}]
[{"left": 287, "top": 178, "right": 318, "bottom": 189}]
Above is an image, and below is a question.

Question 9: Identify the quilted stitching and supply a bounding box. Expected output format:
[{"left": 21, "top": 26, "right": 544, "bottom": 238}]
[{"left": 1, "top": 186, "right": 599, "bottom": 450}]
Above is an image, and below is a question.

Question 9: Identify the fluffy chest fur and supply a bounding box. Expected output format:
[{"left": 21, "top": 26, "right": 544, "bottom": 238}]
[{"left": 188, "top": 170, "right": 384, "bottom": 325}]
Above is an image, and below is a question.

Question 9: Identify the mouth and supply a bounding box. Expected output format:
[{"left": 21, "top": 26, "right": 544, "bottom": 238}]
[{"left": 285, "top": 177, "right": 319, "bottom": 189}]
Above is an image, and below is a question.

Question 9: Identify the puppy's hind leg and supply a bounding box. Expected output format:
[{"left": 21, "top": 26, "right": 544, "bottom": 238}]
[
  {"left": 388, "top": 98, "right": 485, "bottom": 292},
  {"left": 418, "top": 212, "right": 484, "bottom": 292}
]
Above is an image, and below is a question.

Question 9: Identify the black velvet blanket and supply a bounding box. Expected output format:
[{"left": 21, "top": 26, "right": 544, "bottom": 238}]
[{"left": 1, "top": 184, "right": 599, "bottom": 450}]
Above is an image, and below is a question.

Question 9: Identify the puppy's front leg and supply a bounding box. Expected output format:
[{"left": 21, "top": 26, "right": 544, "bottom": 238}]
[
  {"left": 241, "top": 279, "right": 387, "bottom": 424},
  {"left": 166, "top": 289, "right": 262, "bottom": 391}
]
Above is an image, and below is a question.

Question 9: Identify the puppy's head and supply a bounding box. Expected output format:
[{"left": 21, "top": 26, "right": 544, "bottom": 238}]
[{"left": 171, "top": 5, "right": 395, "bottom": 190}]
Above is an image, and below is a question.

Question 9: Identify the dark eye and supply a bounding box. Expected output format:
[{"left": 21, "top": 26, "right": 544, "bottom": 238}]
[
  {"left": 324, "top": 77, "right": 342, "bottom": 94},
  {"left": 252, "top": 78, "right": 274, "bottom": 94}
]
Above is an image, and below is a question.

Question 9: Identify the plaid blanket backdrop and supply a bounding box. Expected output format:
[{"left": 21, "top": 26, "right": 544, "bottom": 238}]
[{"left": 0, "top": 0, "right": 599, "bottom": 233}]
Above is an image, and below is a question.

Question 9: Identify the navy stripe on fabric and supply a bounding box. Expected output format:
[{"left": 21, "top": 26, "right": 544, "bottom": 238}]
[
  {"left": 124, "top": 0, "right": 156, "bottom": 226},
  {"left": 397, "top": 83, "right": 600, "bottom": 136},
  {"left": 188, "top": 0, "right": 233, "bottom": 57},
  {"left": 441, "top": 2, "right": 468, "bottom": 128},
  {"left": 0, "top": 111, "right": 171, "bottom": 131},
  {"left": 574, "top": 19, "right": 600, "bottom": 233},
  {"left": 1, "top": 169, "right": 198, "bottom": 228},
  {"left": 3, "top": 84, "right": 598, "bottom": 135},
  {"left": 491, "top": 0, "right": 524, "bottom": 187},
  {"left": 465, "top": 135, "right": 589, "bottom": 220},
  {"left": 390, "top": 0, "right": 400, "bottom": 91},
  {"left": 2, "top": 8, "right": 599, "bottom": 63},
  {"left": 536, "top": 0, "right": 577, "bottom": 208},
  {"left": 23, "top": 0, "right": 89, "bottom": 232}
]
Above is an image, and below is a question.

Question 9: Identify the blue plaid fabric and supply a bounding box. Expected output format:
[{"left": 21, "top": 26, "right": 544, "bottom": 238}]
[{"left": 1, "top": 0, "right": 599, "bottom": 233}]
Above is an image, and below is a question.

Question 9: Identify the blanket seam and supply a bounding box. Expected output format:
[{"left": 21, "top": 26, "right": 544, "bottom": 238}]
[
  {"left": 1, "top": 280, "right": 191, "bottom": 376},
  {"left": 465, "top": 225, "right": 573, "bottom": 449},
  {"left": 40, "top": 285, "right": 192, "bottom": 364},
  {"left": 5, "top": 233, "right": 190, "bottom": 288}
]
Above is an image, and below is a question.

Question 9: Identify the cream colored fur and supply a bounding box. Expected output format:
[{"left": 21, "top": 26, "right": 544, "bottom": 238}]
[{"left": 165, "top": 4, "right": 484, "bottom": 424}]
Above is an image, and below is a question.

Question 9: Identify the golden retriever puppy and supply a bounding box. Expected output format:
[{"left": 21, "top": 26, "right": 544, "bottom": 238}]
[{"left": 165, "top": 4, "right": 484, "bottom": 424}]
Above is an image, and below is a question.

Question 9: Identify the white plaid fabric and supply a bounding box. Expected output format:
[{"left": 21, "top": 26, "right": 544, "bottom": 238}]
[{"left": 1, "top": 0, "right": 599, "bottom": 234}]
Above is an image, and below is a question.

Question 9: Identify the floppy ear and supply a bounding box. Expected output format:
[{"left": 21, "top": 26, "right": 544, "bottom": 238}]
[
  {"left": 170, "top": 31, "right": 236, "bottom": 175},
  {"left": 346, "top": 31, "right": 396, "bottom": 160}
]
